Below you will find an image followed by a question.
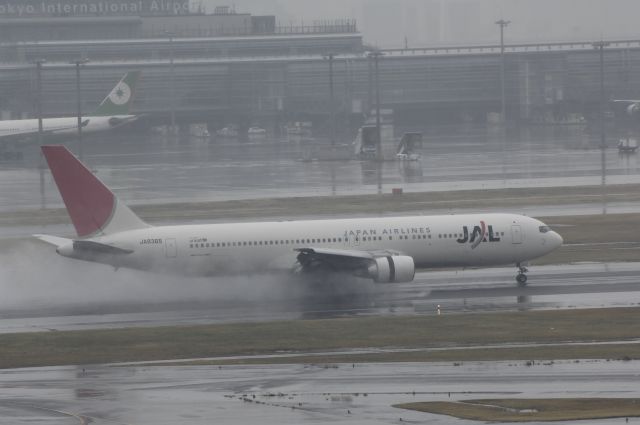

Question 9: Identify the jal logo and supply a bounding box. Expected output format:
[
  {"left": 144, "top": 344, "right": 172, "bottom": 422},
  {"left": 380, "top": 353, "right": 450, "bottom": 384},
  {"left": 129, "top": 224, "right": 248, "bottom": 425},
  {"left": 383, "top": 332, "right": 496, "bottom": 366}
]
[{"left": 456, "top": 221, "right": 500, "bottom": 249}]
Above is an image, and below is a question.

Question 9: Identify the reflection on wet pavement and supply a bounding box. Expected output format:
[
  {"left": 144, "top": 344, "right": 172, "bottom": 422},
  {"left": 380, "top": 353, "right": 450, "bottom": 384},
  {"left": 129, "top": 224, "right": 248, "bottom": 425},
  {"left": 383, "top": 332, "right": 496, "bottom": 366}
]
[
  {"left": 1, "top": 124, "right": 639, "bottom": 212},
  {"left": 1, "top": 359, "right": 639, "bottom": 424}
]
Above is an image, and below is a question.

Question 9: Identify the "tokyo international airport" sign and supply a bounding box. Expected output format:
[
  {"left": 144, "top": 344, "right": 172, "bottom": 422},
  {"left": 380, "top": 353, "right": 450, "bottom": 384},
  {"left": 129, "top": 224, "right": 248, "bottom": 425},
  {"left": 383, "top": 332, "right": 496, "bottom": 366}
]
[{"left": 0, "top": 0, "right": 191, "bottom": 17}]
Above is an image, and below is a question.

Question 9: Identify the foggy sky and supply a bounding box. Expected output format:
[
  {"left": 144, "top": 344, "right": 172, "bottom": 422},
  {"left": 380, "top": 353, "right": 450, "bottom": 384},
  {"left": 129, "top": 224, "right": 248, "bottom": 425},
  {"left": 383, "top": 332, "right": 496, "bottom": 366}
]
[{"left": 201, "top": 0, "right": 640, "bottom": 47}]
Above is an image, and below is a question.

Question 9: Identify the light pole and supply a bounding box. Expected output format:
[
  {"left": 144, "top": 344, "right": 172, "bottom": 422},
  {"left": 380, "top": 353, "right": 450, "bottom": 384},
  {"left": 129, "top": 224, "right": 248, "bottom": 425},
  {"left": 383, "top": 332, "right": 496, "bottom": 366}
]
[
  {"left": 593, "top": 41, "right": 610, "bottom": 189},
  {"left": 70, "top": 58, "right": 89, "bottom": 160},
  {"left": 323, "top": 52, "right": 335, "bottom": 147},
  {"left": 34, "top": 59, "right": 46, "bottom": 147},
  {"left": 34, "top": 59, "right": 46, "bottom": 210},
  {"left": 495, "top": 19, "right": 510, "bottom": 123},
  {"left": 367, "top": 51, "right": 384, "bottom": 161},
  {"left": 165, "top": 31, "right": 176, "bottom": 133}
]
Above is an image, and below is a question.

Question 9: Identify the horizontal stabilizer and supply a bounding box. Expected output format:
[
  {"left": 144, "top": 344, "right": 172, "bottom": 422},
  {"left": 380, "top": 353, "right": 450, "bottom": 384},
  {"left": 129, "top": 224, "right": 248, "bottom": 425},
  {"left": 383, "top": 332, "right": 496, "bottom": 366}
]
[
  {"left": 33, "top": 234, "right": 71, "bottom": 248},
  {"left": 73, "top": 240, "right": 133, "bottom": 255}
]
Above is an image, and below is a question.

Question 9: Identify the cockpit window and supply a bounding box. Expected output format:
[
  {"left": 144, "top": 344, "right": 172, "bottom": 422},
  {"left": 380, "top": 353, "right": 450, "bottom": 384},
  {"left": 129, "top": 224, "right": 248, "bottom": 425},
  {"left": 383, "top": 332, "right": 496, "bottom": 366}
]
[{"left": 539, "top": 226, "right": 551, "bottom": 233}]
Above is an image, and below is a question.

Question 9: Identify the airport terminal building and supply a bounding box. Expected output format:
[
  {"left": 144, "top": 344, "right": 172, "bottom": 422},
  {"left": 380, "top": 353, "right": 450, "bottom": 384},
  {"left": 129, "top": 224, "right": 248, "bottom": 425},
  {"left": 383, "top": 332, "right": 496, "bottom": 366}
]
[{"left": 1, "top": 0, "right": 640, "bottom": 130}]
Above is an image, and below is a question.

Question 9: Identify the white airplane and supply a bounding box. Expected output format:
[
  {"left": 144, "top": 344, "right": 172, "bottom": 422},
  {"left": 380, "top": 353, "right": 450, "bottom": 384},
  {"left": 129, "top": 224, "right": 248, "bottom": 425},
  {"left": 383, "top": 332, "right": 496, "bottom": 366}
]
[
  {"left": 0, "top": 71, "right": 140, "bottom": 142},
  {"left": 611, "top": 99, "right": 640, "bottom": 116},
  {"left": 35, "top": 146, "right": 563, "bottom": 286}
]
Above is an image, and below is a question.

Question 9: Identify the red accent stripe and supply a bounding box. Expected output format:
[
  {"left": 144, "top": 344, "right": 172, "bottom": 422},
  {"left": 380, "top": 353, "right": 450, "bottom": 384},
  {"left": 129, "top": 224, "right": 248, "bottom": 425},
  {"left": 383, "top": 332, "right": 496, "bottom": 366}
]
[{"left": 42, "top": 145, "right": 114, "bottom": 238}]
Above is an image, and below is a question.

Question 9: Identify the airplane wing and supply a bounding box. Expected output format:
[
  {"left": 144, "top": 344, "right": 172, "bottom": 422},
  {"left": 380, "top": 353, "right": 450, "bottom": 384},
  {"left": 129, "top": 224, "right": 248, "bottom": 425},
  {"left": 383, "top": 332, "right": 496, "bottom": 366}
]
[
  {"left": 294, "top": 247, "right": 415, "bottom": 283},
  {"left": 295, "top": 247, "right": 374, "bottom": 271}
]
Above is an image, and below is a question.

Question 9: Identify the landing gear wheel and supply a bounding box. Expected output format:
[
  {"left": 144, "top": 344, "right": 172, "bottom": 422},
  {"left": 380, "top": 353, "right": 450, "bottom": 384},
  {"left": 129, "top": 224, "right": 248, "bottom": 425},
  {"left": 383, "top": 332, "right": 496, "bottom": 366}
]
[
  {"left": 516, "top": 263, "right": 528, "bottom": 286},
  {"left": 516, "top": 273, "right": 528, "bottom": 286}
]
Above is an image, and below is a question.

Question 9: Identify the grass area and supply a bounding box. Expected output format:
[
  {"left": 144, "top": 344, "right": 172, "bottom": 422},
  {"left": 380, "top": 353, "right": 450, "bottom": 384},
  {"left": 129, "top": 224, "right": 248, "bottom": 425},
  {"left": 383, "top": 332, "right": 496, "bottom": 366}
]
[
  {"left": 171, "top": 343, "right": 640, "bottom": 366},
  {"left": 533, "top": 213, "right": 640, "bottom": 265},
  {"left": 1, "top": 307, "right": 640, "bottom": 369},
  {"left": 2, "top": 183, "right": 640, "bottom": 227},
  {"left": 395, "top": 398, "right": 640, "bottom": 421}
]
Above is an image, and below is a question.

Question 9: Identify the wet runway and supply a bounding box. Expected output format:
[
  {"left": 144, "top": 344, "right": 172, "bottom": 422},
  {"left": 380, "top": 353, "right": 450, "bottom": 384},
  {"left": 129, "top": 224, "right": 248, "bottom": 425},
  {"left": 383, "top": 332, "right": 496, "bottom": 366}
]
[
  {"left": 1, "top": 124, "right": 640, "bottom": 212},
  {"left": 2, "top": 241, "right": 640, "bottom": 334},
  {"left": 1, "top": 359, "right": 639, "bottom": 424}
]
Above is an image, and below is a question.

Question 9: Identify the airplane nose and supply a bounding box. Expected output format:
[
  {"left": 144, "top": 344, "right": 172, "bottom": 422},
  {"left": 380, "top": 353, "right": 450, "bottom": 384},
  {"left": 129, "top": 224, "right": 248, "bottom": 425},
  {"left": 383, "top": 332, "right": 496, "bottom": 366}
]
[{"left": 552, "top": 231, "right": 563, "bottom": 248}]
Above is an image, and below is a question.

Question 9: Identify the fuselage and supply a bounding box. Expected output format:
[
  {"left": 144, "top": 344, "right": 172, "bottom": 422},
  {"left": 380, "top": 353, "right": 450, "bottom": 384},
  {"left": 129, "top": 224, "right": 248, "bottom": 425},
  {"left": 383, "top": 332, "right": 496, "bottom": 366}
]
[
  {"left": 0, "top": 115, "right": 137, "bottom": 139},
  {"left": 58, "top": 213, "right": 563, "bottom": 277}
]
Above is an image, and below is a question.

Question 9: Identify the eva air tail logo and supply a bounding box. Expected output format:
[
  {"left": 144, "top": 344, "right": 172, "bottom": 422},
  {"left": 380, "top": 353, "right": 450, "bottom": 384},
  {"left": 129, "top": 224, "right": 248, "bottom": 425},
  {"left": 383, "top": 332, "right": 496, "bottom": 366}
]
[
  {"left": 94, "top": 71, "right": 140, "bottom": 116},
  {"left": 108, "top": 81, "right": 131, "bottom": 105},
  {"left": 456, "top": 221, "right": 501, "bottom": 249}
]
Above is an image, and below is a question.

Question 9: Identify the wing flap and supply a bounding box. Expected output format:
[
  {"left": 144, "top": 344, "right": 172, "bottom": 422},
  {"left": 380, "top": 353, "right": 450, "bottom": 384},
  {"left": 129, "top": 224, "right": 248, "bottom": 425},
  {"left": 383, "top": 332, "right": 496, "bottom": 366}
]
[{"left": 295, "top": 247, "right": 375, "bottom": 272}]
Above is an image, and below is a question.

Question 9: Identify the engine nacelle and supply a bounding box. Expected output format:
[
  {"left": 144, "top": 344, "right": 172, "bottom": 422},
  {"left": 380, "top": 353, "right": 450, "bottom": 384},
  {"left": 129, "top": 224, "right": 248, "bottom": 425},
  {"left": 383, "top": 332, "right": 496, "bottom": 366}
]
[
  {"left": 368, "top": 255, "right": 415, "bottom": 283},
  {"left": 109, "top": 117, "right": 125, "bottom": 127},
  {"left": 627, "top": 103, "right": 640, "bottom": 116}
]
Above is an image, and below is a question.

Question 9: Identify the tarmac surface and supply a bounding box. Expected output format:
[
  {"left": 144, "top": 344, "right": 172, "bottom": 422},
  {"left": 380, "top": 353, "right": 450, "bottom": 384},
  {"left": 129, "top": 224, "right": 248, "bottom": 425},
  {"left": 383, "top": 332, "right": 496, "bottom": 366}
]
[
  {"left": 1, "top": 359, "right": 639, "bottom": 424},
  {"left": 0, "top": 123, "right": 639, "bottom": 212},
  {"left": 1, "top": 258, "right": 639, "bottom": 334}
]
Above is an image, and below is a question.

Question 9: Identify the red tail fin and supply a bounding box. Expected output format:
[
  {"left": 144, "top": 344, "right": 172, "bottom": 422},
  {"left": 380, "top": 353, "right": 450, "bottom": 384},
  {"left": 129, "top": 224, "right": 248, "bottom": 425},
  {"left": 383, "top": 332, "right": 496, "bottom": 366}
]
[{"left": 42, "top": 145, "right": 148, "bottom": 238}]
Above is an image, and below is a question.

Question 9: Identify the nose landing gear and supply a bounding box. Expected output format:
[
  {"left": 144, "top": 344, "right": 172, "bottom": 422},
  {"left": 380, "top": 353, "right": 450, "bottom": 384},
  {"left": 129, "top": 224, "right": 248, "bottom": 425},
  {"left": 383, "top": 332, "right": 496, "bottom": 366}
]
[{"left": 516, "top": 263, "right": 528, "bottom": 286}]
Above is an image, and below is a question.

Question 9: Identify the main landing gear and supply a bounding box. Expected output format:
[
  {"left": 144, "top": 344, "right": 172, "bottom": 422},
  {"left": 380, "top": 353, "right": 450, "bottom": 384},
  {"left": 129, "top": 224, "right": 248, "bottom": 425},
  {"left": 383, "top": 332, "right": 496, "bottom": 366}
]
[{"left": 516, "top": 263, "right": 528, "bottom": 286}]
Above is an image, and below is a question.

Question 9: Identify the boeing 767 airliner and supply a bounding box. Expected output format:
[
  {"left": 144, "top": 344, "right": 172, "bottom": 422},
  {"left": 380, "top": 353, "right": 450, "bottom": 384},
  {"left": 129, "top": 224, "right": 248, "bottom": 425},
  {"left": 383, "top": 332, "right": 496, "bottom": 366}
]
[{"left": 35, "top": 146, "right": 562, "bottom": 286}]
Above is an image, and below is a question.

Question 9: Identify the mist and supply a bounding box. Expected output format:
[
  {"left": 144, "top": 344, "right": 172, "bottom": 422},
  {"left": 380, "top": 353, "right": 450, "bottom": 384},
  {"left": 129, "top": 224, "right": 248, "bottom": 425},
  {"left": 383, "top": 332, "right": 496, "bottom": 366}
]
[
  {"left": 205, "top": 0, "right": 640, "bottom": 47},
  {"left": 0, "top": 239, "right": 375, "bottom": 322}
]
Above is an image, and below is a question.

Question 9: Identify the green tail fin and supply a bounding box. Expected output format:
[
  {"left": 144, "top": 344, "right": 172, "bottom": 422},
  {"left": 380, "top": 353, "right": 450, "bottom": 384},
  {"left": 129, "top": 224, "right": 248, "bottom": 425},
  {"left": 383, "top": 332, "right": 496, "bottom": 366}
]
[{"left": 93, "top": 71, "right": 141, "bottom": 116}]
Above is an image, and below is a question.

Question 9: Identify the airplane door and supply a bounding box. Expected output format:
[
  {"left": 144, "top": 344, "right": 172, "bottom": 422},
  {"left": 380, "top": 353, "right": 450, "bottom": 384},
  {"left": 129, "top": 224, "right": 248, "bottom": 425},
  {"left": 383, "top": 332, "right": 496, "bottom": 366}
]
[
  {"left": 165, "top": 238, "right": 177, "bottom": 258},
  {"left": 345, "top": 234, "right": 361, "bottom": 247},
  {"left": 511, "top": 225, "right": 523, "bottom": 244}
]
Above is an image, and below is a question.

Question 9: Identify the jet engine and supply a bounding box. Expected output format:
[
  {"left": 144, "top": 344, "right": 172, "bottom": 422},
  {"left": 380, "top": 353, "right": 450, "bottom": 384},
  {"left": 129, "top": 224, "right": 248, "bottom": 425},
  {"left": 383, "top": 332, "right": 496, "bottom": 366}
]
[
  {"left": 368, "top": 255, "right": 415, "bottom": 283},
  {"left": 109, "top": 117, "right": 125, "bottom": 127},
  {"left": 627, "top": 103, "right": 640, "bottom": 116}
]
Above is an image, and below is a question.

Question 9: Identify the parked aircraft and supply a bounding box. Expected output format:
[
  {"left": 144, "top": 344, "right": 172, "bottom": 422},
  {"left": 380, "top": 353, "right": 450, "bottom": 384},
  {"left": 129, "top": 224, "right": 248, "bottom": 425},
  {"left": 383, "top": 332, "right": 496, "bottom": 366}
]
[
  {"left": 0, "top": 71, "right": 140, "bottom": 143},
  {"left": 611, "top": 99, "right": 640, "bottom": 115},
  {"left": 35, "top": 145, "right": 563, "bottom": 286}
]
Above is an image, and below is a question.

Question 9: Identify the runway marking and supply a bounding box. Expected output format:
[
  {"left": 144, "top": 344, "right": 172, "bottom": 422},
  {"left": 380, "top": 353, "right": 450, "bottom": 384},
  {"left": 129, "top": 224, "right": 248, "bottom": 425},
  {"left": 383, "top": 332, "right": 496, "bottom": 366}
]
[{"left": 0, "top": 401, "right": 133, "bottom": 425}]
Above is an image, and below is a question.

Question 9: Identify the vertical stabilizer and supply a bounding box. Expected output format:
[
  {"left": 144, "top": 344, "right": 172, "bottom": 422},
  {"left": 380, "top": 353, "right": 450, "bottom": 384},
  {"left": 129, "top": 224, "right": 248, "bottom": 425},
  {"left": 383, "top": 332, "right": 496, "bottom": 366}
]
[
  {"left": 93, "top": 71, "right": 141, "bottom": 116},
  {"left": 42, "top": 145, "right": 149, "bottom": 238}
]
